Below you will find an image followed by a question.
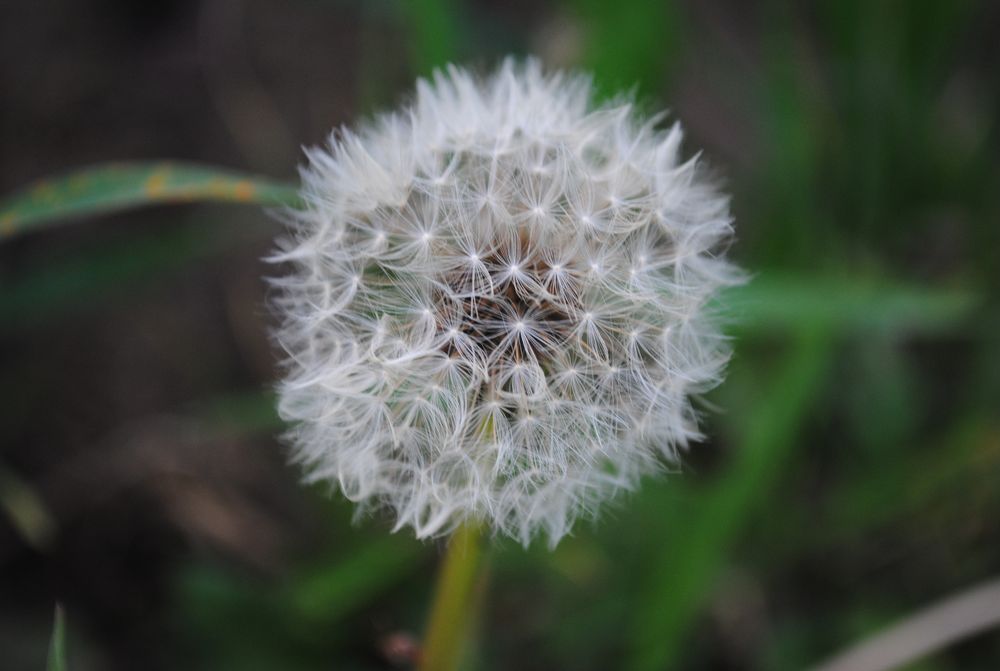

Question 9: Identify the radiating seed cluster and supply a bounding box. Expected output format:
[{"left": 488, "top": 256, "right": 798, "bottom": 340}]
[{"left": 271, "top": 60, "right": 741, "bottom": 546}]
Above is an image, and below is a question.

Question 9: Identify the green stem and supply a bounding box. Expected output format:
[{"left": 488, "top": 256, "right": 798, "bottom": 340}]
[{"left": 418, "top": 523, "right": 487, "bottom": 671}]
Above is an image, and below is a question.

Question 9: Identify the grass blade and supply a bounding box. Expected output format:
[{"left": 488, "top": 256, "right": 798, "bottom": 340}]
[
  {"left": 629, "top": 329, "right": 834, "bottom": 671},
  {"left": 0, "top": 466, "right": 56, "bottom": 551},
  {"left": 723, "top": 273, "right": 978, "bottom": 336},
  {"left": 289, "top": 534, "right": 427, "bottom": 623},
  {"left": 569, "top": 0, "right": 680, "bottom": 98},
  {"left": 401, "top": 0, "right": 461, "bottom": 76},
  {"left": 0, "top": 161, "right": 298, "bottom": 240},
  {"left": 46, "top": 604, "right": 67, "bottom": 671}
]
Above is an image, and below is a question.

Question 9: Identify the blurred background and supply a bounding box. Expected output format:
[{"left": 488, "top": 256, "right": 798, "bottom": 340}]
[{"left": 1, "top": 1, "right": 998, "bottom": 669}]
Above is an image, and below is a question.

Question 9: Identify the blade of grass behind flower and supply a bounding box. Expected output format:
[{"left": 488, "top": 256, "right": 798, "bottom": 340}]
[
  {"left": 723, "top": 273, "right": 978, "bottom": 336},
  {"left": 46, "top": 604, "right": 67, "bottom": 671},
  {"left": 0, "top": 465, "right": 56, "bottom": 551},
  {"left": 568, "top": 0, "right": 681, "bottom": 99},
  {"left": 401, "top": 0, "right": 462, "bottom": 76},
  {"left": 289, "top": 534, "right": 427, "bottom": 623},
  {"left": 628, "top": 329, "right": 834, "bottom": 671},
  {"left": 0, "top": 161, "right": 298, "bottom": 241},
  {"left": 176, "top": 534, "right": 427, "bottom": 662}
]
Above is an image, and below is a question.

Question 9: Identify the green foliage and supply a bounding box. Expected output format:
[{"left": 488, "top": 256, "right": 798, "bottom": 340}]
[
  {"left": 0, "top": 465, "right": 56, "bottom": 551},
  {"left": 0, "top": 162, "right": 297, "bottom": 240},
  {"left": 46, "top": 605, "right": 66, "bottom": 671},
  {"left": 629, "top": 331, "right": 834, "bottom": 671},
  {"left": 402, "top": 0, "right": 462, "bottom": 75},
  {"left": 174, "top": 532, "right": 428, "bottom": 671},
  {"left": 724, "top": 273, "right": 978, "bottom": 337},
  {"left": 566, "top": 0, "right": 681, "bottom": 99},
  {"left": 288, "top": 535, "right": 427, "bottom": 623}
]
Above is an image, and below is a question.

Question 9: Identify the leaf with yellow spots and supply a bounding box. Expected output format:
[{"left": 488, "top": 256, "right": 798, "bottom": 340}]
[{"left": 0, "top": 161, "right": 299, "bottom": 240}]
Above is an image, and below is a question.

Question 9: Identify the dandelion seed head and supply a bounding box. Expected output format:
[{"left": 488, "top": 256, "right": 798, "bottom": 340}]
[{"left": 271, "top": 59, "right": 741, "bottom": 547}]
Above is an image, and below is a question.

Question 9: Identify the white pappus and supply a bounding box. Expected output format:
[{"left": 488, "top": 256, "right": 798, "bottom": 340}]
[{"left": 271, "top": 59, "right": 742, "bottom": 547}]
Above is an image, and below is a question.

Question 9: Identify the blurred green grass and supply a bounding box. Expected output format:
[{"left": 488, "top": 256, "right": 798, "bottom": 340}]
[{"left": 46, "top": 605, "right": 66, "bottom": 671}]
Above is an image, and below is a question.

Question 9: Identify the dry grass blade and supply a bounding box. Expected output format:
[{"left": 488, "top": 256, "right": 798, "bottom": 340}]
[{"left": 810, "top": 577, "right": 1000, "bottom": 671}]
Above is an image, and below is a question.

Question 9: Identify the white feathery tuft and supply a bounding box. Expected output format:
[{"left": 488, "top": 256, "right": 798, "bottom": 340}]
[{"left": 270, "top": 58, "right": 742, "bottom": 547}]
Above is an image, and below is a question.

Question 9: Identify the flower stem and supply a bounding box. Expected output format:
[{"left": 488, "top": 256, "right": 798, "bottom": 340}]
[{"left": 418, "top": 523, "right": 487, "bottom": 671}]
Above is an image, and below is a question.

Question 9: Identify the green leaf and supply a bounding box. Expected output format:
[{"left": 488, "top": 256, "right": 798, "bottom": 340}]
[
  {"left": 628, "top": 329, "right": 835, "bottom": 671},
  {"left": 402, "top": 0, "right": 462, "bottom": 76},
  {"left": 569, "top": 0, "right": 681, "bottom": 99},
  {"left": 47, "top": 604, "right": 67, "bottom": 671},
  {"left": 723, "top": 273, "right": 978, "bottom": 336},
  {"left": 0, "top": 465, "right": 56, "bottom": 551},
  {"left": 0, "top": 162, "right": 298, "bottom": 240},
  {"left": 289, "top": 534, "right": 426, "bottom": 623}
]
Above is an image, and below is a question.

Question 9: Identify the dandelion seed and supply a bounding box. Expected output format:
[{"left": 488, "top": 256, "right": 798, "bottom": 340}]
[{"left": 271, "top": 58, "right": 742, "bottom": 547}]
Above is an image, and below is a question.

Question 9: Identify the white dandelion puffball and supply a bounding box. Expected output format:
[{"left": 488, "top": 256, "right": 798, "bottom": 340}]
[{"left": 272, "top": 59, "right": 741, "bottom": 547}]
